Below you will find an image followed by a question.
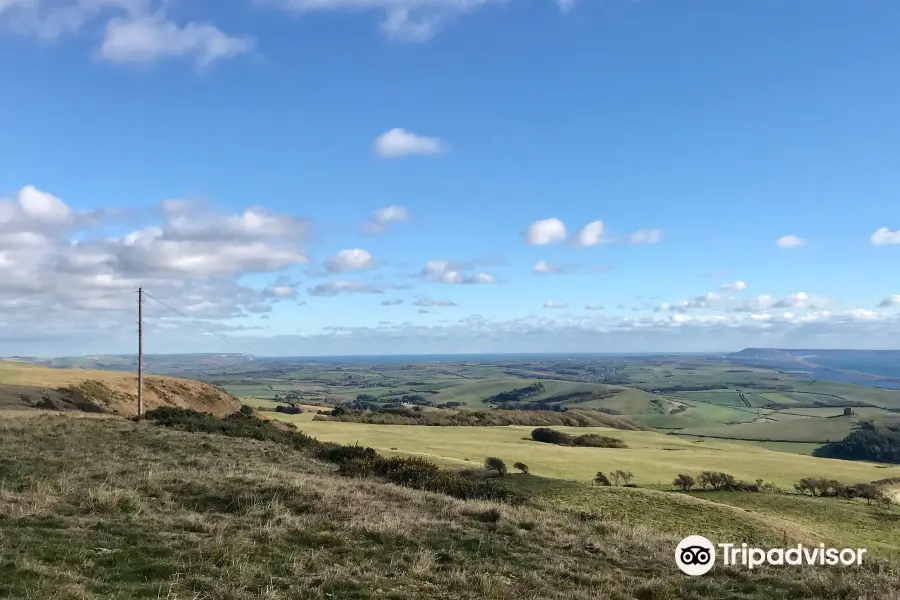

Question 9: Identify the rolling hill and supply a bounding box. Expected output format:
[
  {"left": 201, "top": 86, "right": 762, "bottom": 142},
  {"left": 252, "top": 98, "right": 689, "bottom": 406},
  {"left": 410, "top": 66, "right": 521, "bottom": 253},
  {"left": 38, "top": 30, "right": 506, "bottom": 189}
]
[{"left": 0, "top": 360, "right": 240, "bottom": 416}]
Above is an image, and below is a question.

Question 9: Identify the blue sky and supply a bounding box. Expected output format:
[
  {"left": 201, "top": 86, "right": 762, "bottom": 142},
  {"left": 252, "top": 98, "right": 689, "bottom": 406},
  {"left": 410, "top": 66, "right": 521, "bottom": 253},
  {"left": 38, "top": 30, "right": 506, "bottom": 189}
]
[{"left": 1, "top": 0, "right": 899, "bottom": 356}]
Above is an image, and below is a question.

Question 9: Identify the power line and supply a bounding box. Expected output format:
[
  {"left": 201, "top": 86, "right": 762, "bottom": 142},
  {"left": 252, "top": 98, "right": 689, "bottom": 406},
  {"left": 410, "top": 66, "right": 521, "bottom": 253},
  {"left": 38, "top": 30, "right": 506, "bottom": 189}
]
[{"left": 140, "top": 290, "right": 260, "bottom": 358}]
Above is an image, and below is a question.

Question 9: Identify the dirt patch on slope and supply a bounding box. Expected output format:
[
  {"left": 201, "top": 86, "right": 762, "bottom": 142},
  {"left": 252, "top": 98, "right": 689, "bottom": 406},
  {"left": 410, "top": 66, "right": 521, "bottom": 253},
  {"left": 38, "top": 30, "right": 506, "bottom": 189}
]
[{"left": 0, "top": 361, "right": 240, "bottom": 417}]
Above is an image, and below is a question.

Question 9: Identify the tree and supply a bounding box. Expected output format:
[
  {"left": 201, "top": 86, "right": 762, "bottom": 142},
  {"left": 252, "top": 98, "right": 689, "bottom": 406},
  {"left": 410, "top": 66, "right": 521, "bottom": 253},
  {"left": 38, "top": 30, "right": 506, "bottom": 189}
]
[
  {"left": 485, "top": 456, "right": 507, "bottom": 476},
  {"left": 594, "top": 471, "right": 612, "bottom": 486},
  {"left": 513, "top": 461, "right": 530, "bottom": 474},
  {"left": 673, "top": 474, "right": 695, "bottom": 491},
  {"left": 611, "top": 470, "right": 634, "bottom": 486}
]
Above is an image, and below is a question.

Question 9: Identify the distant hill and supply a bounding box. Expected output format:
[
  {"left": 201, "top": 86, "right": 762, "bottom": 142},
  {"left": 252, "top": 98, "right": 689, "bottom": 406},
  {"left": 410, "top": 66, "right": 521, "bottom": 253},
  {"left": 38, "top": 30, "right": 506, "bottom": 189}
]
[
  {"left": 0, "top": 361, "right": 241, "bottom": 416},
  {"left": 3, "top": 353, "right": 255, "bottom": 376},
  {"left": 729, "top": 348, "right": 900, "bottom": 379}
]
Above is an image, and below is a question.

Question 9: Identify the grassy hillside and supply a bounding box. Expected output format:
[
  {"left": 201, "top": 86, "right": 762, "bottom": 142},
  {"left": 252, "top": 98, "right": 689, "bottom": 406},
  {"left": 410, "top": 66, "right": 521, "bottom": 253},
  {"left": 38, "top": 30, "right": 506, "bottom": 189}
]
[
  {"left": 678, "top": 413, "right": 900, "bottom": 444},
  {"left": 0, "top": 361, "right": 239, "bottom": 416},
  {"left": 1, "top": 413, "right": 897, "bottom": 600},
  {"left": 284, "top": 420, "right": 900, "bottom": 488}
]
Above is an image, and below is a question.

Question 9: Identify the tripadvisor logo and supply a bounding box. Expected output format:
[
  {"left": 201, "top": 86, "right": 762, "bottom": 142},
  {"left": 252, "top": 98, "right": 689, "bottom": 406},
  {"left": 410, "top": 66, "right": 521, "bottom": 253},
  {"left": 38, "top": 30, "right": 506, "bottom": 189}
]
[{"left": 675, "top": 536, "right": 868, "bottom": 576}]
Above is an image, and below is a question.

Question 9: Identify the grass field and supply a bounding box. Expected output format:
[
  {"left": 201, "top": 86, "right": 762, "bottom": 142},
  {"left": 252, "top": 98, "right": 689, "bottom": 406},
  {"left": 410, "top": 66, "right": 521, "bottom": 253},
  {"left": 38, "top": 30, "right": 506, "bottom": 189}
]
[
  {"left": 678, "top": 413, "right": 900, "bottom": 444},
  {"left": 7, "top": 415, "right": 900, "bottom": 600},
  {"left": 2, "top": 413, "right": 899, "bottom": 600},
  {"left": 281, "top": 420, "right": 900, "bottom": 488}
]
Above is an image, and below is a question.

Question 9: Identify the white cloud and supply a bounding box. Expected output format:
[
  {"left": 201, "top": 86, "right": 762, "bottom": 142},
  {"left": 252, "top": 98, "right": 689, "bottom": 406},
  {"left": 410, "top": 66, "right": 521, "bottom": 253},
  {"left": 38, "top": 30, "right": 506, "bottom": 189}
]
[
  {"left": 263, "top": 0, "right": 570, "bottom": 43},
  {"left": 572, "top": 220, "right": 610, "bottom": 247},
  {"left": 870, "top": 227, "right": 900, "bottom": 246},
  {"left": 373, "top": 128, "right": 447, "bottom": 158},
  {"left": 0, "top": 186, "right": 318, "bottom": 348},
  {"left": 419, "top": 259, "right": 496, "bottom": 284},
  {"left": 1, "top": 1, "right": 250, "bottom": 67},
  {"left": 381, "top": 298, "right": 404, "bottom": 306},
  {"left": 628, "top": 228, "right": 662, "bottom": 244},
  {"left": 777, "top": 235, "right": 805, "bottom": 248},
  {"left": 720, "top": 280, "right": 748, "bottom": 292},
  {"left": 543, "top": 300, "right": 568, "bottom": 309},
  {"left": 99, "top": 15, "right": 253, "bottom": 68},
  {"left": 414, "top": 297, "right": 457, "bottom": 307},
  {"left": 878, "top": 295, "right": 900, "bottom": 308},
  {"left": 324, "top": 249, "right": 375, "bottom": 273},
  {"left": 585, "top": 304, "right": 604, "bottom": 310},
  {"left": 656, "top": 292, "right": 728, "bottom": 313},
  {"left": 773, "top": 291, "right": 810, "bottom": 309},
  {"left": 524, "top": 218, "right": 566, "bottom": 245},
  {"left": 307, "top": 281, "right": 386, "bottom": 297},
  {"left": 735, "top": 294, "right": 777, "bottom": 313},
  {"left": 532, "top": 260, "right": 574, "bottom": 275},
  {"left": 363, "top": 204, "right": 409, "bottom": 234}
]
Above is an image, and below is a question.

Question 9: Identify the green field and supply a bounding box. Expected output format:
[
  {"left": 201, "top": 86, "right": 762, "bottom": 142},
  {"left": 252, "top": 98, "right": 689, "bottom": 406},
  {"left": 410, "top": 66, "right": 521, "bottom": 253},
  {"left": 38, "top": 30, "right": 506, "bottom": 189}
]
[{"left": 283, "top": 420, "right": 900, "bottom": 488}]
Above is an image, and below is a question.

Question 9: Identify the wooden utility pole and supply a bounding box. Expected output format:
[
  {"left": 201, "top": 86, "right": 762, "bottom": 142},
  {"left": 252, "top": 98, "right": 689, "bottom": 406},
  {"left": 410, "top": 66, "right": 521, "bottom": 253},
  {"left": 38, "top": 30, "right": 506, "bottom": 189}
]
[{"left": 137, "top": 287, "right": 144, "bottom": 418}]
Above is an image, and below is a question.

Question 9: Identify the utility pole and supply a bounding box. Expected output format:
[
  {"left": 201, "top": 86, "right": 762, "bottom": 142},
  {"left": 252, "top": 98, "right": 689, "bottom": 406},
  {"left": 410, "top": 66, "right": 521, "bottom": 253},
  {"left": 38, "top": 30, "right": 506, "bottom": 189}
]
[{"left": 137, "top": 287, "right": 143, "bottom": 418}]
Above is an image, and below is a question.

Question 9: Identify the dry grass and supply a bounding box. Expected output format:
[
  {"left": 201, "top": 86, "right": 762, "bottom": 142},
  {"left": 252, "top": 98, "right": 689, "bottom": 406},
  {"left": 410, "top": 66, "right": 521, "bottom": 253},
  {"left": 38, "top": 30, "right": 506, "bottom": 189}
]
[
  {"left": 0, "top": 414, "right": 898, "bottom": 599},
  {"left": 0, "top": 361, "right": 239, "bottom": 416}
]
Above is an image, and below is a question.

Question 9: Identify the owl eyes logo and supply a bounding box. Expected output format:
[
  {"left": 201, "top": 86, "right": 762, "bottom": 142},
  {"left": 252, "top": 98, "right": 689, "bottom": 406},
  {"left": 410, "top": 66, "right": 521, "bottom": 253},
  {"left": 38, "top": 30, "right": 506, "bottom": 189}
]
[{"left": 675, "top": 536, "right": 716, "bottom": 575}]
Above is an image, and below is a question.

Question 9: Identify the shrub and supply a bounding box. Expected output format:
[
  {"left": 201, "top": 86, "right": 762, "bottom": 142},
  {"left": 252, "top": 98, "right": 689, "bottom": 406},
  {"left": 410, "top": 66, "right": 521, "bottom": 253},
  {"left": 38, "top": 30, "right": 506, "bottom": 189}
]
[
  {"left": 698, "top": 471, "right": 737, "bottom": 491},
  {"left": 572, "top": 434, "right": 627, "bottom": 449},
  {"left": 531, "top": 428, "right": 627, "bottom": 449},
  {"left": 485, "top": 457, "right": 507, "bottom": 476},
  {"left": 610, "top": 470, "right": 634, "bottom": 486},
  {"left": 513, "top": 461, "right": 530, "bottom": 474},
  {"left": 143, "top": 407, "right": 527, "bottom": 505},
  {"left": 594, "top": 472, "right": 612, "bottom": 486},
  {"left": 531, "top": 428, "right": 574, "bottom": 445},
  {"left": 673, "top": 474, "right": 695, "bottom": 491}
]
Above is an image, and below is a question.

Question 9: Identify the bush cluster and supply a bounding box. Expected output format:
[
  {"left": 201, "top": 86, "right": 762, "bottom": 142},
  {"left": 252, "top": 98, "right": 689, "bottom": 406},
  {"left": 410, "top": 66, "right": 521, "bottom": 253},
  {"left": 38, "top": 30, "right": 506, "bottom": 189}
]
[
  {"left": 315, "top": 408, "right": 644, "bottom": 430},
  {"left": 671, "top": 471, "right": 779, "bottom": 493},
  {"left": 793, "top": 477, "right": 887, "bottom": 503},
  {"left": 813, "top": 421, "right": 900, "bottom": 464},
  {"left": 530, "top": 428, "right": 627, "bottom": 448},
  {"left": 334, "top": 454, "right": 527, "bottom": 504},
  {"left": 142, "top": 406, "right": 527, "bottom": 505}
]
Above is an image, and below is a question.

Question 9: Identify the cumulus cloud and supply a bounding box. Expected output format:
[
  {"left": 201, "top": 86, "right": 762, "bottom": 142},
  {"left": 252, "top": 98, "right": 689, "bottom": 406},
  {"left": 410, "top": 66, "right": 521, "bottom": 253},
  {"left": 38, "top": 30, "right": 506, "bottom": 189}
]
[
  {"left": 324, "top": 249, "right": 375, "bottom": 273},
  {"left": 381, "top": 298, "right": 404, "bottom": 306},
  {"left": 0, "top": 185, "right": 318, "bottom": 351},
  {"left": 419, "top": 259, "right": 496, "bottom": 284},
  {"left": 870, "top": 227, "right": 900, "bottom": 246},
  {"left": 414, "top": 297, "right": 457, "bottom": 307},
  {"left": 777, "top": 235, "right": 805, "bottom": 248},
  {"left": 1, "top": 0, "right": 251, "bottom": 67},
  {"left": 628, "top": 228, "right": 662, "bottom": 244},
  {"left": 543, "top": 300, "right": 568, "bottom": 309},
  {"left": 363, "top": 204, "right": 409, "bottom": 235},
  {"left": 720, "top": 280, "right": 748, "bottom": 292},
  {"left": 572, "top": 220, "right": 610, "bottom": 247},
  {"left": 99, "top": 15, "right": 253, "bottom": 68},
  {"left": 524, "top": 218, "right": 566, "bottom": 245},
  {"left": 585, "top": 304, "right": 604, "bottom": 310},
  {"left": 373, "top": 128, "right": 447, "bottom": 158}
]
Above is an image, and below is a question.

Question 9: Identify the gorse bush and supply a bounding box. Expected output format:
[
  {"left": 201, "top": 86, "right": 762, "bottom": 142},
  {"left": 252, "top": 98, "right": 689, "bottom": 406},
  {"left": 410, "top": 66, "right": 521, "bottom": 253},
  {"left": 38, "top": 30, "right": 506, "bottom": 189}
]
[
  {"left": 485, "top": 457, "right": 507, "bottom": 476},
  {"left": 673, "top": 474, "right": 695, "bottom": 491},
  {"left": 513, "top": 461, "right": 530, "bottom": 474},
  {"left": 143, "top": 407, "right": 527, "bottom": 505},
  {"left": 531, "top": 428, "right": 627, "bottom": 448}
]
